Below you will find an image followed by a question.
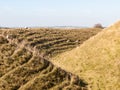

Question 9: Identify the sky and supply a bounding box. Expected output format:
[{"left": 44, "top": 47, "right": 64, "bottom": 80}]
[{"left": 0, "top": 0, "right": 120, "bottom": 27}]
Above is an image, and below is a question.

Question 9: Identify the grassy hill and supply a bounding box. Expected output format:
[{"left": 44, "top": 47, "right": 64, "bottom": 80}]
[
  {"left": 51, "top": 21, "right": 120, "bottom": 90},
  {"left": 0, "top": 28, "right": 101, "bottom": 90}
]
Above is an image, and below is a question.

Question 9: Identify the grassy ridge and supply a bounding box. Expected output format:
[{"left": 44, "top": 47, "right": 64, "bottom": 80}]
[{"left": 51, "top": 21, "right": 120, "bottom": 90}]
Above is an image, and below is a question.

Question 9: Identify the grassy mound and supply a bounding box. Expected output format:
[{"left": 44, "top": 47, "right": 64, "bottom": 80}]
[{"left": 51, "top": 21, "right": 120, "bottom": 90}]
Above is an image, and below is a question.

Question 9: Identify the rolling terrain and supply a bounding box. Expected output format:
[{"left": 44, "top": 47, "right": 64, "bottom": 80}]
[
  {"left": 51, "top": 21, "right": 120, "bottom": 90},
  {"left": 0, "top": 28, "right": 101, "bottom": 90},
  {"left": 0, "top": 28, "right": 101, "bottom": 58}
]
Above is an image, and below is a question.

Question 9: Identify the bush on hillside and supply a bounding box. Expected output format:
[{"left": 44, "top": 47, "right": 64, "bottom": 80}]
[{"left": 94, "top": 23, "right": 103, "bottom": 29}]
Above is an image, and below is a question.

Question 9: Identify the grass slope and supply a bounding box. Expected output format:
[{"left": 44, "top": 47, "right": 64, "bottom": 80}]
[
  {"left": 51, "top": 21, "right": 120, "bottom": 90},
  {"left": 0, "top": 28, "right": 101, "bottom": 90}
]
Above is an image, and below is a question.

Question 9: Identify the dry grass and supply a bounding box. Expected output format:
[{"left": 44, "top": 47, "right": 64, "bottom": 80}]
[
  {"left": 51, "top": 21, "right": 120, "bottom": 90},
  {"left": 0, "top": 28, "right": 101, "bottom": 90},
  {"left": 1, "top": 28, "right": 101, "bottom": 58},
  {"left": 0, "top": 35, "right": 87, "bottom": 90}
]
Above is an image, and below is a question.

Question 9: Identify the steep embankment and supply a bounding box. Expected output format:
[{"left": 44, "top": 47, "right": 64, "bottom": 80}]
[
  {"left": 0, "top": 28, "right": 101, "bottom": 90},
  {"left": 51, "top": 21, "right": 120, "bottom": 90}
]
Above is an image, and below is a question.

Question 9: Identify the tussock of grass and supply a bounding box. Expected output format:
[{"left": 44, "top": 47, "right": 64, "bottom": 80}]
[{"left": 0, "top": 36, "right": 8, "bottom": 44}]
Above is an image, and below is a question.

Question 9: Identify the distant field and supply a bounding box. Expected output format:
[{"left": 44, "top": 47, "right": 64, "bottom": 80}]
[
  {"left": 0, "top": 28, "right": 101, "bottom": 58},
  {"left": 0, "top": 28, "right": 101, "bottom": 90}
]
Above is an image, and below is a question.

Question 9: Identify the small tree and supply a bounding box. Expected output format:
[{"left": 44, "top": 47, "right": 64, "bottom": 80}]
[{"left": 94, "top": 23, "right": 103, "bottom": 29}]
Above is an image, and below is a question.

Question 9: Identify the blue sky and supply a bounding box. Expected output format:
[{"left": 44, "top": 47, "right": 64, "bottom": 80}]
[{"left": 0, "top": 0, "right": 120, "bottom": 27}]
